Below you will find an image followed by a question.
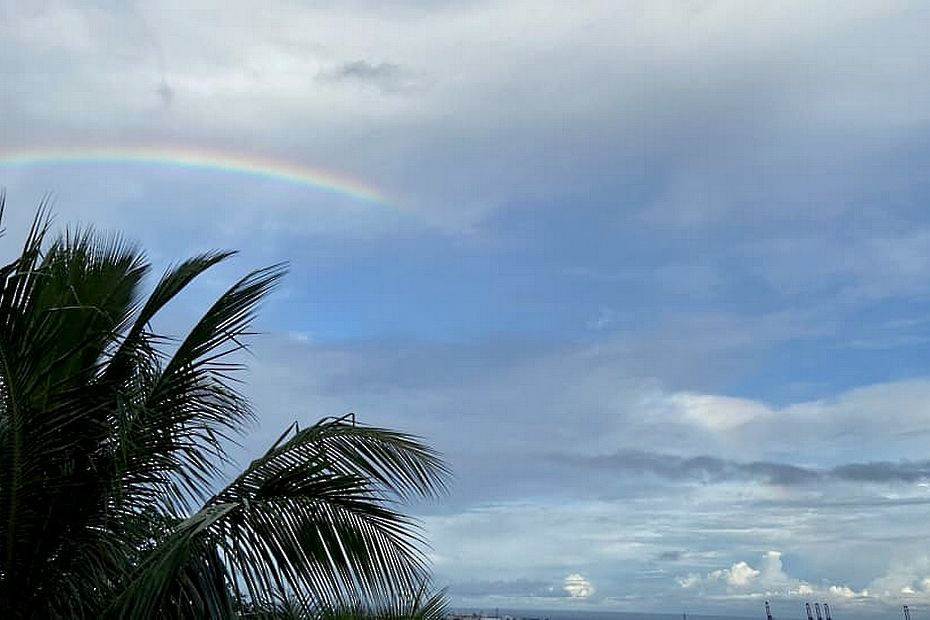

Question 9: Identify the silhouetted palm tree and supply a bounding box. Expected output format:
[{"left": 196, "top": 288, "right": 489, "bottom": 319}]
[{"left": 0, "top": 200, "right": 449, "bottom": 619}]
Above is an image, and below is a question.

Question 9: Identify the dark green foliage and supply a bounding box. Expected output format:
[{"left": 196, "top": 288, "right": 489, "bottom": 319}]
[
  {"left": 0, "top": 200, "right": 450, "bottom": 619},
  {"left": 242, "top": 582, "right": 448, "bottom": 619}
]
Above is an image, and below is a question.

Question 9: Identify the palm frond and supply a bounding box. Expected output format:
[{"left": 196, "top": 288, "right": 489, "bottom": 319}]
[
  {"left": 0, "top": 215, "right": 155, "bottom": 616},
  {"left": 115, "top": 262, "right": 288, "bottom": 515},
  {"left": 114, "top": 418, "right": 449, "bottom": 617},
  {"left": 244, "top": 581, "right": 448, "bottom": 620}
]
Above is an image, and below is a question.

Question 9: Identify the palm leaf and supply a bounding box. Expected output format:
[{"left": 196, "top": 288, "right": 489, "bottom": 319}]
[
  {"left": 0, "top": 214, "right": 155, "bottom": 616},
  {"left": 114, "top": 418, "right": 449, "bottom": 618},
  {"left": 113, "top": 262, "right": 287, "bottom": 516}
]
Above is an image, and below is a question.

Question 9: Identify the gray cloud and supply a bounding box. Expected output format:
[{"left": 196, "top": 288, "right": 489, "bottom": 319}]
[
  {"left": 317, "top": 60, "right": 417, "bottom": 94},
  {"left": 832, "top": 461, "right": 930, "bottom": 484},
  {"left": 451, "top": 578, "right": 567, "bottom": 599},
  {"left": 6, "top": 0, "right": 930, "bottom": 240},
  {"left": 156, "top": 80, "right": 174, "bottom": 107},
  {"left": 239, "top": 334, "right": 930, "bottom": 513},
  {"left": 564, "top": 450, "right": 930, "bottom": 486}
]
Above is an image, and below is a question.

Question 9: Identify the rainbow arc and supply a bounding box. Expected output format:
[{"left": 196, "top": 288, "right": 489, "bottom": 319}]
[{"left": 0, "top": 145, "right": 388, "bottom": 206}]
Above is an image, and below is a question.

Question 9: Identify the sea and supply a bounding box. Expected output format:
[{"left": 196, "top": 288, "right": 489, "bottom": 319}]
[
  {"left": 451, "top": 613, "right": 746, "bottom": 620},
  {"left": 449, "top": 609, "right": 909, "bottom": 620}
]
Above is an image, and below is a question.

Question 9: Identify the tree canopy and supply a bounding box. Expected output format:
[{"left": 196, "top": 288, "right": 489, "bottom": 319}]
[{"left": 0, "top": 199, "right": 449, "bottom": 619}]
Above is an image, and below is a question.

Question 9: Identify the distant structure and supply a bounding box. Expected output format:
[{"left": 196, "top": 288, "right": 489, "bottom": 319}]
[
  {"left": 765, "top": 600, "right": 774, "bottom": 620},
  {"left": 805, "top": 602, "right": 815, "bottom": 620},
  {"left": 904, "top": 604, "right": 912, "bottom": 620},
  {"left": 824, "top": 602, "right": 833, "bottom": 620},
  {"left": 814, "top": 602, "right": 824, "bottom": 620}
]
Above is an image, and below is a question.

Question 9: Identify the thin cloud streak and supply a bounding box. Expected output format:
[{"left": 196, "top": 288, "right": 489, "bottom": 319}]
[{"left": 561, "top": 450, "right": 930, "bottom": 486}]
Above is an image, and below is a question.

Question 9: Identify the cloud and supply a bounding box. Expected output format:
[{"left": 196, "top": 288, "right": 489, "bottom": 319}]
[
  {"left": 450, "top": 578, "right": 564, "bottom": 599},
  {"left": 831, "top": 461, "right": 930, "bottom": 484},
  {"left": 681, "top": 553, "right": 785, "bottom": 591},
  {"left": 316, "top": 60, "right": 419, "bottom": 94},
  {"left": 5, "top": 0, "right": 930, "bottom": 237},
  {"left": 445, "top": 568, "right": 597, "bottom": 606},
  {"left": 710, "top": 561, "right": 760, "bottom": 588},
  {"left": 679, "top": 551, "right": 866, "bottom": 601},
  {"left": 563, "top": 574, "right": 595, "bottom": 598},
  {"left": 868, "top": 556, "right": 930, "bottom": 600},
  {"left": 240, "top": 331, "right": 930, "bottom": 513},
  {"left": 828, "top": 585, "right": 870, "bottom": 599},
  {"left": 677, "top": 574, "right": 702, "bottom": 589},
  {"left": 156, "top": 80, "right": 174, "bottom": 107},
  {"left": 564, "top": 450, "right": 930, "bottom": 486},
  {"left": 671, "top": 392, "right": 772, "bottom": 431}
]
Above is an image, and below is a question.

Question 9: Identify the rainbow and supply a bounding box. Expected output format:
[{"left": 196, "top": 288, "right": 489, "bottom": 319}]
[{"left": 0, "top": 145, "right": 388, "bottom": 206}]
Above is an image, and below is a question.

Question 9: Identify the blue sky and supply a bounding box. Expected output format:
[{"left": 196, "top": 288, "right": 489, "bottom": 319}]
[{"left": 4, "top": 0, "right": 930, "bottom": 616}]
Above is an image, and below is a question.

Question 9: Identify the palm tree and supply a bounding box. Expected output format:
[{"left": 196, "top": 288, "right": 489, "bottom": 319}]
[{"left": 0, "top": 199, "right": 450, "bottom": 619}]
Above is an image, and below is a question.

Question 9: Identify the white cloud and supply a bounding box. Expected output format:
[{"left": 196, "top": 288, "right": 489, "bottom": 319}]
[
  {"left": 865, "top": 556, "right": 930, "bottom": 601},
  {"left": 796, "top": 583, "right": 815, "bottom": 596},
  {"left": 680, "top": 551, "right": 871, "bottom": 602},
  {"left": 827, "top": 585, "right": 870, "bottom": 599},
  {"left": 563, "top": 574, "right": 595, "bottom": 598},
  {"left": 758, "top": 551, "right": 791, "bottom": 587},
  {"left": 709, "top": 561, "right": 760, "bottom": 588},
  {"left": 677, "top": 574, "right": 701, "bottom": 589},
  {"left": 671, "top": 393, "right": 772, "bottom": 432},
  {"left": 656, "top": 380, "right": 930, "bottom": 464}
]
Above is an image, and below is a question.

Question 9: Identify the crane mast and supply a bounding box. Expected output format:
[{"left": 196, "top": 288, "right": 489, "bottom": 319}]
[
  {"left": 823, "top": 602, "right": 832, "bottom": 620},
  {"left": 805, "top": 602, "right": 814, "bottom": 620},
  {"left": 814, "top": 602, "right": 823, "bottom": 620}
]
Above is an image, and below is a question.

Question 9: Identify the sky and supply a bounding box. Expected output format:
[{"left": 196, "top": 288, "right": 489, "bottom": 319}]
[{"left": 3, "top": 0, "right": 930, "bottom": 616}]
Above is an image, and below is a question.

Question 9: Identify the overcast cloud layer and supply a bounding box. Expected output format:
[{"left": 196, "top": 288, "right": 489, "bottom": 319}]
[{"left": 3, "top": 1, "right": 930, "bottom": 617}]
